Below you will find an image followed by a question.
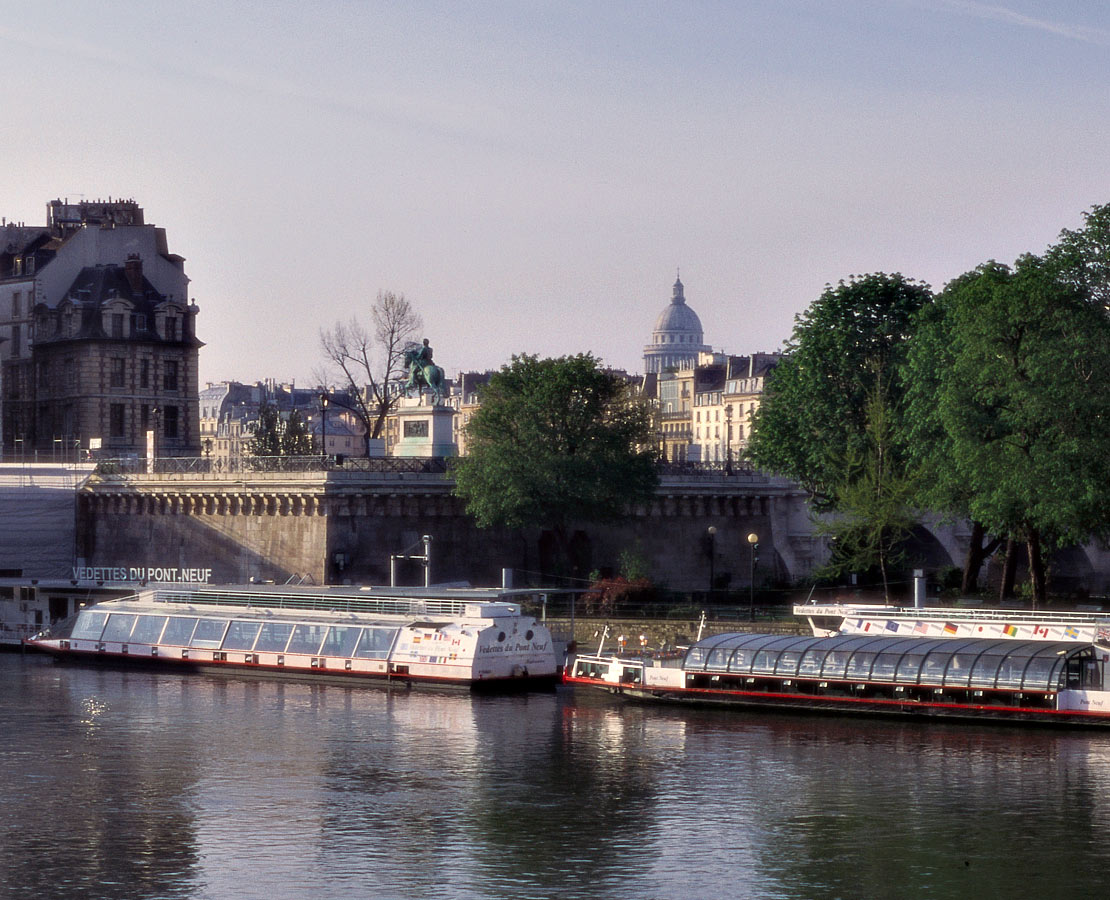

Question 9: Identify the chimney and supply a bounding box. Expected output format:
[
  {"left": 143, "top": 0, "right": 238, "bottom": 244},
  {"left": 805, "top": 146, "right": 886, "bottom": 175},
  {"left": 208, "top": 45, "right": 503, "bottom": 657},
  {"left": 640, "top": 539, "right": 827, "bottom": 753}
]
[{"left": 124, "top": 253, "right": 143, "bottom": 293}]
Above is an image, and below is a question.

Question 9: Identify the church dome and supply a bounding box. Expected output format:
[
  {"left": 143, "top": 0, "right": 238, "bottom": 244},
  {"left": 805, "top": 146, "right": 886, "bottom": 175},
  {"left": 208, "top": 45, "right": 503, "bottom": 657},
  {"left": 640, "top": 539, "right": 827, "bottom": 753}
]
[
  {"left": 642, "top": 274, "right": 711, "bottom": 374},
  {"left": 652, "top": 276, "right": 704, "bottom": 336}
]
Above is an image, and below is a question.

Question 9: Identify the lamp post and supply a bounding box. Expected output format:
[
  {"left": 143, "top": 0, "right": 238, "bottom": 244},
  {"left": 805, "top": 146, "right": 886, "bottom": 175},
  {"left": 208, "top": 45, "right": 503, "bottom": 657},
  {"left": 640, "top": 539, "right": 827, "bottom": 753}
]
[
  {"left": 707, "top": 526, "right": 717, "bottom": 595},
  {"left": 747, "top": 532, "right": 759, "bottom": 620},
  {"left": 725, "top": 405, "right": 733, "bottom": 474},
  {"left": 319, "top": 392, "right": 329, "bottom": 461}
]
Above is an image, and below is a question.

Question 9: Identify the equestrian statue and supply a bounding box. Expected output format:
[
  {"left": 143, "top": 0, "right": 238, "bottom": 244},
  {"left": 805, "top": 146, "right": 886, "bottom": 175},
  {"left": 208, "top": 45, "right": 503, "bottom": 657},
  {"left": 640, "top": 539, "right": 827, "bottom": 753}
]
[{"left": 403, "top": 338, "right": 446, "bottom": 405}]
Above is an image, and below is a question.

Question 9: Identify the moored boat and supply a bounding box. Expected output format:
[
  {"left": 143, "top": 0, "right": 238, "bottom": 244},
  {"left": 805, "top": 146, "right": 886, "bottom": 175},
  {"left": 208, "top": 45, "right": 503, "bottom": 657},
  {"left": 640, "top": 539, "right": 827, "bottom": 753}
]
[
  {"left": 25, "top": 585, "right": 560, "bottom": 689},
  {"left": 566, "top": 631, "right": 1110, "bottom": 726}
]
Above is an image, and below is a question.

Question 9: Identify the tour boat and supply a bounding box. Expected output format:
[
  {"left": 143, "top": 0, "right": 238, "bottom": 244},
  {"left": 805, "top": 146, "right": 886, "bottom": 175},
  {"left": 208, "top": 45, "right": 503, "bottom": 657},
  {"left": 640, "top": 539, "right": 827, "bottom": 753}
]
[
  {"left": 566, "top": 631, "right": 1110, "bottom": 726},
  {"left": 794, "top": 602, "right": 1110, "bottom": 642},
  {"left": 25, "top": 585, "right": 560, "bottom": 689}
]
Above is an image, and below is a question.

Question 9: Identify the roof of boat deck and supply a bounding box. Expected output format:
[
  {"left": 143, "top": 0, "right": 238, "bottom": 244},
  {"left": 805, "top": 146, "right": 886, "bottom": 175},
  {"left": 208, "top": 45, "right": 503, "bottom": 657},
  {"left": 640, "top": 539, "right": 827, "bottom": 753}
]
[{"left": 685, "top": 632, "right": 1099, "bottom": 692}]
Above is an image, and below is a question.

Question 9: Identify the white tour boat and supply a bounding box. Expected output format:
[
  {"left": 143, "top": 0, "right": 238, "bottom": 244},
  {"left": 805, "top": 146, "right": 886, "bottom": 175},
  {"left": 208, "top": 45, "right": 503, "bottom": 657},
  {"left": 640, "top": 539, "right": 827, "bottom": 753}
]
[
  {"left": 566, "top": 630, "right": 1110, "bottom": 727},
  {"left": 25, "top": 585, "right": 560, "bottom": 689}
]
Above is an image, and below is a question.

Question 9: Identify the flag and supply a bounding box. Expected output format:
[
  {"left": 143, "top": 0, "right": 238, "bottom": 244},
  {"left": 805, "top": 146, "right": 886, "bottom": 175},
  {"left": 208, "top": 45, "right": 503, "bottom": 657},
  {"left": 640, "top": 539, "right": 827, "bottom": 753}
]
[
  {"left": 944, "top": 622, "right": 958, "bottom": 635},
  {"left": 886, "top": 620, "right": 899, "bottom": 632},
  {"left": 1002, "top": 624, "right": 1018, "bottom": 637},
  {"left": 914, "top": 621, "right": 929, "bottom": 635},
  {"left": 1065, "top": 626, "right": 1079, "bottom": 639}
]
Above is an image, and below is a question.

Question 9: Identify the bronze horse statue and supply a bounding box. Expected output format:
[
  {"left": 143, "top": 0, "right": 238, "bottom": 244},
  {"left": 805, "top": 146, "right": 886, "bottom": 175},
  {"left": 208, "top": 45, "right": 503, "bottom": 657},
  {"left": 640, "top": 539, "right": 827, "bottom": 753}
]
[{"left": 403, "top": 341, "right": 445, "bottom": 405}]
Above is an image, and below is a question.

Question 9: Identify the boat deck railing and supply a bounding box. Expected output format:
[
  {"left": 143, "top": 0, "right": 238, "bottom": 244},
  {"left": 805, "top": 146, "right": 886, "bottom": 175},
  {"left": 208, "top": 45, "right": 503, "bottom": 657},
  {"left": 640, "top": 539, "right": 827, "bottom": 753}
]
[
  {"left": 147, "top": 588, "right": 475, "bottom": 618},
  {"left": 800, "top": 604, "right": 1110, "bottom": 625}
]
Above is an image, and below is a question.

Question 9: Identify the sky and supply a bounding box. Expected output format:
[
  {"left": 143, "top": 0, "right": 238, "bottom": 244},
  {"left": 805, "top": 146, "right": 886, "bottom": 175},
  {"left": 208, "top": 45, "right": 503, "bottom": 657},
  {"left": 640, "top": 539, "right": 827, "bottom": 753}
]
[{"left": 2, "top": 1, "right": 1109, "bottom": 386}]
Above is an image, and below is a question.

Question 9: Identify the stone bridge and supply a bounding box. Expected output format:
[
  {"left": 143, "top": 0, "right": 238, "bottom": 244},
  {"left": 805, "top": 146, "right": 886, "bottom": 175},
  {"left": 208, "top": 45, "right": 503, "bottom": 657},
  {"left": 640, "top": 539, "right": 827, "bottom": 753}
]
[{"left": 75, "top": 467, "right": 1110, "bottom": 595}]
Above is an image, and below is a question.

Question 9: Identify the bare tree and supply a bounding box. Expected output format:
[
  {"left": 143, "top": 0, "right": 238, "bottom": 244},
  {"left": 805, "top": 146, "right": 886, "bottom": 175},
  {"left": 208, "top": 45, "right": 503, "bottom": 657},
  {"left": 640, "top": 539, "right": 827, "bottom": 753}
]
[{"left": 319, "top": 291, "right": 422, "bottom": 451}]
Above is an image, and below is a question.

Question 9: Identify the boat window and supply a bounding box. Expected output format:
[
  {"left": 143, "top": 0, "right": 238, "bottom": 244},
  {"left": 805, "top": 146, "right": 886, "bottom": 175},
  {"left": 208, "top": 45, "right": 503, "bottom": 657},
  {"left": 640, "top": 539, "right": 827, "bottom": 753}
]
[
  {"left": 320, "top": 625, "right": 363, "bottom": 658},
  {"left": 752, "top": 650, "right": 779, "bottom": 674},
  {"left": 820, "top": 652, "right": 850, "bottom": 679},
  {"left": 71, "top": 610, "right": 108, "bottom": 641},
  {"left": 286, "top": 623, "right": 328, "bottom": 655},
  {"left": 870, "top": 651, "right": 902, "bottom": 680},
  {"left": 706, "top": 648, "right": 732, "bottom": 671},
  {"left": 354, "top": 627, "right": 398, "bottom": 659},
  {"left": 254, "top": 622, "right": 294, "bottom": 653},
  {"left": 912, "top": 651, "right": 946, "bottom": 684},
  {"left": 130, "top": 615, "right": 168, "bottom": 643},
  {"left": 1022, "top": 656, "right": 1063, "bottom": 690},
  {"left": 222, "top": 621, "right": 262, "bottom": 651},
  {"left": 942, "top": 652, "right": 979, "bottom": 688},
  {"left": 101, "top": 614, "right": 138, "bottom": 643},
  {"left": 797, "top": 649, "right": 824, "bottom": 676},
  {"left": 775, "top": 650, "right": 803, "bottom": 676},
  {"left": 727, "top": 648, "right": 757, "bottom": 673},
  {"left": 161, "top": 617, "right": 198, "bottom": 646},
  {"left": 686, "top": 647, "right": 709, "bottom": 669},
  {"left": 969, "top": 648, "right": 1012, "bottom": 688},
  {"left": 189, "top": 618, "right": 229, "bottom": 649},
  {"left": 846, "top": 651, "right": 879, "bottom": 679}
]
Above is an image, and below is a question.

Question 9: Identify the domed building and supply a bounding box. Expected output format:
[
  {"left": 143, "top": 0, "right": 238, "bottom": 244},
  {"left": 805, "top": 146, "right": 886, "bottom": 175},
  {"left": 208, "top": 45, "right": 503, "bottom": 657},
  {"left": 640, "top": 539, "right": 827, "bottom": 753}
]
[{"left": 642, "top": 274, "right": 711, "bottom": 374}]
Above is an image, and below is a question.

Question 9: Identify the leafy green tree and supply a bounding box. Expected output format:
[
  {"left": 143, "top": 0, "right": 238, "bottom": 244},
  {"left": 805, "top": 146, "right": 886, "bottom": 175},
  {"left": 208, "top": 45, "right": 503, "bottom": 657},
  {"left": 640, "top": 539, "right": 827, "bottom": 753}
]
[
  {"left": 819, "top": 381, "right": 918, "bottom": 600},
  {"left": 905, "top": 254, "right": 1110, "bottom": 605},
  {"left": 1045, "top": 202, "right": 1110, "bottom": 311},
  {"left": 747, "top": 273, "right": 932, "bottom": 510},
  {"left": 452, "top": 354, "right": 659, "bottom": 577},
  {"left": 282, "top": 409, "right": 315, "bottom": 456},
  {"left": 248, "top": 401, "right": 283, "bottom": 457}
]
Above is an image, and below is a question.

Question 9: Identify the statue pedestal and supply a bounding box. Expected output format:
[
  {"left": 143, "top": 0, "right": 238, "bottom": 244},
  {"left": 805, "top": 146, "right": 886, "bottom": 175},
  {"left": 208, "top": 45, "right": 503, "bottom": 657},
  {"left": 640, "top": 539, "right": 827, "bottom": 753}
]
[{"left": 393, "top": 402, "right": 456, "bottom": 458}]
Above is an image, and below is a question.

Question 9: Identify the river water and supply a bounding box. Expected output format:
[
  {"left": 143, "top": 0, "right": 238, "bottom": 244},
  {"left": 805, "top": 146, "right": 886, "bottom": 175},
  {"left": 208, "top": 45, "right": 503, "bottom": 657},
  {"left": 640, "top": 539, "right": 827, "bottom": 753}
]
[{"left": 3, "top": 652, "right": 1110, "bottom": 900}]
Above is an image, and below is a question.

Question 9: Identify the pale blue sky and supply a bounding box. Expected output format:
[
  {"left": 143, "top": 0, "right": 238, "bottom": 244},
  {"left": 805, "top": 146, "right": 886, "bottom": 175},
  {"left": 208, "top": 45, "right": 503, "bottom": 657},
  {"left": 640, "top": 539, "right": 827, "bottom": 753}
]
[{"left": 3, "top": 1, "right": 1108, "bottom": 384}]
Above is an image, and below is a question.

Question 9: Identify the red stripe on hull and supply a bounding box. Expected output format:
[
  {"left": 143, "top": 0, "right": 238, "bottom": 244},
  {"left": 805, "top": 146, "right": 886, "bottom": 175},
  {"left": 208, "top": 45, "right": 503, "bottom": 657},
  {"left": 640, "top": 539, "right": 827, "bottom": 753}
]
[{"left": 564, "top": 676, "right": 1110, "bottom": 727}]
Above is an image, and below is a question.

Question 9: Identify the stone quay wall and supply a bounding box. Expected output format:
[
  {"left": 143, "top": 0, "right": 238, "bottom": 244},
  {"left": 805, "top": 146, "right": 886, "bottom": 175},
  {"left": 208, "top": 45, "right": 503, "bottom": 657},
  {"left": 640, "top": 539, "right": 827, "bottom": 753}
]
[{"left": 76, "top": 468, "right": 824, "bottom": 591}]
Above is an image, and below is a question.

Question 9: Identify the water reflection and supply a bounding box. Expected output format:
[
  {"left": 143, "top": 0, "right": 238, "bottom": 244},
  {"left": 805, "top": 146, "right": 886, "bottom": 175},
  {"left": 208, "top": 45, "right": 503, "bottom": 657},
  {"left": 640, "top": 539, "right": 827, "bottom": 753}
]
[{"left": 5, "top": 655, "right": 1110, "bottom": 900}]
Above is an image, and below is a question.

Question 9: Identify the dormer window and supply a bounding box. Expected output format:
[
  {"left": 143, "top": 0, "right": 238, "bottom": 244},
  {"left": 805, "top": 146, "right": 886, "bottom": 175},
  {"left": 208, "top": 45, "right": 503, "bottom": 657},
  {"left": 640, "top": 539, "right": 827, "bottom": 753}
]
[
  {"left": 165, "top": 317, "right": 178, "bottom": 341},
  {"left": 112, "top": 314, "right": 124, "bottom": 338}
]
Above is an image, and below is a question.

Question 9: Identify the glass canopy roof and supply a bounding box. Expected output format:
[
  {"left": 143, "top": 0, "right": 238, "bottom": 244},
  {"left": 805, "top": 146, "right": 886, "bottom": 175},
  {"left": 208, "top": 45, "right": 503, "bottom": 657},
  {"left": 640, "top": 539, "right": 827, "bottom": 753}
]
[{"left": 684, "top": 633, "right": 1099, "bottom": 692}]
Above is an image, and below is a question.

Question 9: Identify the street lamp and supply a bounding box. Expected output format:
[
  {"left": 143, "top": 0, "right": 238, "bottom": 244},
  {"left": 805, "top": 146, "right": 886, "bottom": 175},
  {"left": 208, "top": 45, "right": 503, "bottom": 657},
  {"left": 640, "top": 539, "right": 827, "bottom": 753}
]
[
  {"left": 319, "top": 393, "right": 329, "bottom": 460},
  {"left": 707, "top": 526, "right": 717, "bottom": 595},
  {"left": 747, "top": 532, "right": 759, "bottom": 620},
  {"left": 725, "top": 405, "right": 733, "bottom": 474}
]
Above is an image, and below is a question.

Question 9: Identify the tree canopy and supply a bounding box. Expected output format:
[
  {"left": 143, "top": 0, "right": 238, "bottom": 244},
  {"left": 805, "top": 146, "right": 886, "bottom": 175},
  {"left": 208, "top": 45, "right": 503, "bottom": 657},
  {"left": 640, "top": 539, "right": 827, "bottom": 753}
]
[
  {"left": 747, "top": 272, "right": 932, "bottom": 508},
  {"left": 903, "top": 253, "right": 1110, "bottom": 603},
  {"left": 247, "top": 401, "right": 283, "bottom": 457},
  {"left": 452, "top": 354, "right": 659, "bottom": 573}
]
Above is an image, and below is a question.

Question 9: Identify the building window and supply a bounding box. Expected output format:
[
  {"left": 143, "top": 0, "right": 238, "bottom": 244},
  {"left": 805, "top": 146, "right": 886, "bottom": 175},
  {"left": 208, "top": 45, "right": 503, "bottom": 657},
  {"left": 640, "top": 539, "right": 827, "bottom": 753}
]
[
  {"left": 110, "top": 404, "right": 126, "bottom": 438},
  {"left": 165, "top": 317, "right": 178, "bottom": 341},
  {"left": 10, "top": 325, "right": 19, "bottom": 357},
  {"left": 141, "top": 404, "right": 150, "bottom": 432},
  {"left": 140, "top": 359, "right": 150, "bottom": 388},
  {"left": 111, "top": 358, "right": 126, "bottom": 388},
  {"left": 64, "top": 358, "right": 76, "bottom": 391},
  {"left": 164, "top": 406, "right": 179, "bottom": 439},
  {"left": 164, "top": 360, "right": 179, "bottom": 391},
  {"left": 112, "top": 314, "right": 124, "bottom": 338},
  {"left": 12, "top": 292, "right": 20, "bottom": 317}
]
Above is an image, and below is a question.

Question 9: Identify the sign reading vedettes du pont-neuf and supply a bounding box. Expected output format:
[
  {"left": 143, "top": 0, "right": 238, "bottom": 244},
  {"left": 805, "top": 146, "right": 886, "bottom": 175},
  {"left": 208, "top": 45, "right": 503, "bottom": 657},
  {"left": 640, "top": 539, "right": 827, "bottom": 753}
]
[{"left": 72, "top": 566, "right": 214, "bottom": 583}]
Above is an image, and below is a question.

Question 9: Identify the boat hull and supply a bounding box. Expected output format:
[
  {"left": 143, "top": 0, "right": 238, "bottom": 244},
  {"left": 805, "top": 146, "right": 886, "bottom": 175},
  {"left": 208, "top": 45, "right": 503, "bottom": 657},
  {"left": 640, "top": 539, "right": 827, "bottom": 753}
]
[
  {"left": 30, "top": 642, "right": 559, "bottom": 691},
  {"left": 566, "top": 674, "right": 1110, "bottom": 727}
]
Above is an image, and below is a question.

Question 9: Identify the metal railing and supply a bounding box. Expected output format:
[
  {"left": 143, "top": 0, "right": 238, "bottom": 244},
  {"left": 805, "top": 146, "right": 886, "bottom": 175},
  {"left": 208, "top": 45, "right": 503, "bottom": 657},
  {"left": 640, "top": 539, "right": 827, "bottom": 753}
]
[
  {"left": 92, "top": 455, "right": 761, "bottom": 479},
  {"left": 93, "top": 455, "right": 452, "bottom": 476}
]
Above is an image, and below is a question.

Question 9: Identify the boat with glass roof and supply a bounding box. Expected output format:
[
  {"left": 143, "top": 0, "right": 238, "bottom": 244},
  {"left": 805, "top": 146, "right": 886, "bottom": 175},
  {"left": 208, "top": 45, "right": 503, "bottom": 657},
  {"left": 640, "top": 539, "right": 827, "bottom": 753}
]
[
  {"left": 25, "top": 585, "right": 560, "bottom": 689},
  {"left": 566, "top": 631, "right": 1110, "bottom": 726}
]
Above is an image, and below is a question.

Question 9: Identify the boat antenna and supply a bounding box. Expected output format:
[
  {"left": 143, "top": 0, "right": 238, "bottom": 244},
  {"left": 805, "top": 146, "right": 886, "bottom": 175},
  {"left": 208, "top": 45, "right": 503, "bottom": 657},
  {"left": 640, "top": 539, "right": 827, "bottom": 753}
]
[
  {"left": 696, "top": 610, "right": 707, "bottom": 642},
  {"left": 596, "top": 624, "right": 610, "bottom": 655}
]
